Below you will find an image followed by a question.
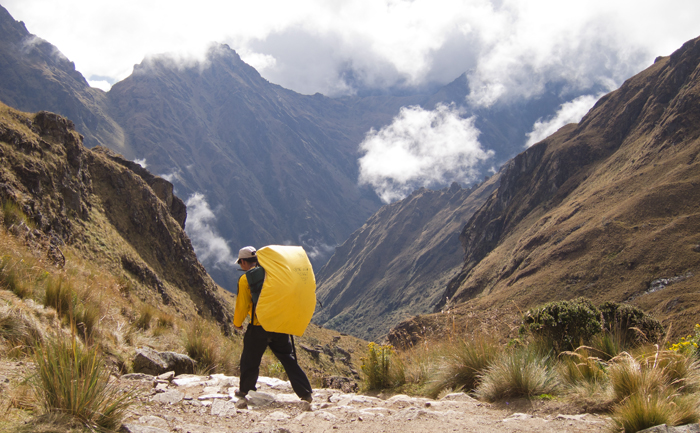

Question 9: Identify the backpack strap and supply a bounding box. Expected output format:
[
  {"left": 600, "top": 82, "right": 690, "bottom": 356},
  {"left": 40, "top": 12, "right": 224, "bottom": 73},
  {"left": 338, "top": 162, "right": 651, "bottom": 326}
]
[{"left": 245, "top": 266, "right": 266, "bottom": 322}]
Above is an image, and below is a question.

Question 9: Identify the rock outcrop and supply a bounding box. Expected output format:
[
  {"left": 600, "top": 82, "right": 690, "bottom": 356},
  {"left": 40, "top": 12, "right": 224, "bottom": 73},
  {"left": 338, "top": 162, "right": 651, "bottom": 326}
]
[{"left": 0, "top": 102, "right": 233, "bottom": 331}]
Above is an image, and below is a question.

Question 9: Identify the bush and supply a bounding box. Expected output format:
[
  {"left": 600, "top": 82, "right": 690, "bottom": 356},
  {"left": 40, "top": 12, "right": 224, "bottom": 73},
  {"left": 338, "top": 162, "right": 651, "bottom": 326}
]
[
  {"left": 361, "top": 342, "right": 404, "bottom": 390},
  {"left": 599, "top": 301, "right": 664, "bottom": 345},
  {"left": 522, "top": 297, "right": 602, "bottom": 352},
  {"left": 475, "top": 345, "right": 559, "bottom": 402},
  {"left": 33, "top": 334, "right": 135, "bottom": 431}
]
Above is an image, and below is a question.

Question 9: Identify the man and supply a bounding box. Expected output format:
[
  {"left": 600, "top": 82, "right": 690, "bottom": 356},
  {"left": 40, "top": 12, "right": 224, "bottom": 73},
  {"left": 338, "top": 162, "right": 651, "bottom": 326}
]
[{"left": 233, "top": 246, "right": 313, "bottom": 402}]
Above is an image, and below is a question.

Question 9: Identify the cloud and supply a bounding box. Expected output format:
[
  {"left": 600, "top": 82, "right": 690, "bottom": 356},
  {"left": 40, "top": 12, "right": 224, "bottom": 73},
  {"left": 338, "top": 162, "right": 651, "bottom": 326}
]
[
  {"left": 132, "top": 158, "right": 147, "bottom": 168},
  {"left": 5, "top": 1, "right": 700, "bottom": 100},
  {"left": 87, "top": 80, "right": 111, "bottom": 91},
  {"left": 358, "top": 103, "right": 493, "bottom": 203},
  {"left": 184, "top": 193, "right": 236, "bottom": 269},
  {"left": 525, "top": 94, "right": 603, "bottom": 147}
]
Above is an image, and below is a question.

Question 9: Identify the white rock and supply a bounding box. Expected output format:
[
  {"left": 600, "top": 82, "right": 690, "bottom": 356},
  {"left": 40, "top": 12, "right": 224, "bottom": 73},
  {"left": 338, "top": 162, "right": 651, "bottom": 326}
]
[
  {"left": 264, "top": 411, "right": 291, "bottom": 422},
  {"left": 202, "top": 386, "right": 222, "bottom": 394},
  {"left": 171, "top": 375, "right": 206, "bottom": 387},
  {"left": 210, "top": 400, "right": 237, "bottom": 417},
  {"left": 257, "top": 376, "right": 290, "bottom": 388},
  {"left": 296, "top": 411, "right": 338, "bottom": 422},
  {"left": 150, "top": 390, "right": 184, "bottom": 404},
  {"left": 329, "top": 393, "right": 354, "bottom": 403},
  {"left": 555, "top": 414, "right": 587, "bottom": 421},
  {"left": 441, "top": 392, "right": 477, "bottom": 402},
  {"left": 248, "top": 391, "right": 276, "bottom": 407},
  {"left": 138, "top": 415, "right": 169, "bottom": 428},
  {"left": 198, "top": 393, "right": 230, "bottom": 401},
  {"left": 503, "top": 413, "right": 534, "bottom": 422},
  {"left": 274, "top": 393, "right": 303, "bottom": 403}
]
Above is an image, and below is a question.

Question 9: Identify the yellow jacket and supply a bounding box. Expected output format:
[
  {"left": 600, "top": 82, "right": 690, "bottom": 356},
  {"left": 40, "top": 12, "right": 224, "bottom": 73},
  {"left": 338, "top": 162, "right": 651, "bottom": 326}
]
[{"left": 233, "top": 273, "right": 261, "bottom": 327}]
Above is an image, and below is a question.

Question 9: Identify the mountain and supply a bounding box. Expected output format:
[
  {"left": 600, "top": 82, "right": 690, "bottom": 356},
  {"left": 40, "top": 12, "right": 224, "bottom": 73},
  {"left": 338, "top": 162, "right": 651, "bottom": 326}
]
[
  {"left": 103, "top": 46, "right": 420, "bottom": 288},
  {"left": 0, "top": 101, "right": 233, "bottom": 330},
  {"left": 388, "top": 35, "right": 700, "bottom": 346},
  {"left": 0, "top": 6, "right": 126, "bottom": 152},
  {"left": 313, "top": 177, "right": 499, "bottom": 341},
  {"left": 0, "top": 5, "right": 598, "bottom": 295}
]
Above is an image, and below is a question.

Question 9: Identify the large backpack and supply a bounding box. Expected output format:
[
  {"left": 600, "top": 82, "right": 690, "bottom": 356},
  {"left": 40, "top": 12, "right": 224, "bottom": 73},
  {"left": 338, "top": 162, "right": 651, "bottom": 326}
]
[{"left": 245, "top": 245, "right": 316, "bottom": 336}]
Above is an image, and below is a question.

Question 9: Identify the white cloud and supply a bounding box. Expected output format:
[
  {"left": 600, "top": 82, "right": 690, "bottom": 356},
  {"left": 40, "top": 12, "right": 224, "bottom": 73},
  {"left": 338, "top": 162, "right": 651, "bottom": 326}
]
[
  {"left": 132, "top": 158, "right": 147, "bottom": 168},
  {"left": 525, "top": 94, "right": 603, "bottom": 147},
  {"left": 87, "top": 80, "right": 111, "bottom": 91},
  {"left": 358, "top": 103, "right": 493, "bottom": 203},
  {"left": 184, "top": 193, "right": 236, "bottom": 268},
  {"left": 4, "top": 1, "right": 700, "bottom": 100}
]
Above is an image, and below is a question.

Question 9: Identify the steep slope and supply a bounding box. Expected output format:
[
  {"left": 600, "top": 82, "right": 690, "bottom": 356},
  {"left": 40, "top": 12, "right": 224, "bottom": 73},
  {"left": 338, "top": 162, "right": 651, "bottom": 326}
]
[
  {"left": 391, "top": 35, "right": 700, "bottom": 344},
  {"left": 0, "top": 102, "right": 233, "bottom": 330},
  {"left": 0, "top": 6, "right": 126, "bottom": 152},
  {"left": 314, "top": 177, "right": 499, "bottom": 341}
]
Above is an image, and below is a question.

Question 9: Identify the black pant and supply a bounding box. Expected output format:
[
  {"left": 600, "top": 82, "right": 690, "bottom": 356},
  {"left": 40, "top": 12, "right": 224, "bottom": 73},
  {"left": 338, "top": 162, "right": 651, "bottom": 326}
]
[{"left": 239, "top": 324, "right": 312, "bottom": 398}]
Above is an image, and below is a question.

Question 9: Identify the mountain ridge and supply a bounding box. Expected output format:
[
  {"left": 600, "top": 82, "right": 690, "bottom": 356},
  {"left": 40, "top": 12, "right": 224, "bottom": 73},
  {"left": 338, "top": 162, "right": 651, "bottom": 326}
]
[{"left": 385, "top": 35, "right": 700, "bottom": 346}]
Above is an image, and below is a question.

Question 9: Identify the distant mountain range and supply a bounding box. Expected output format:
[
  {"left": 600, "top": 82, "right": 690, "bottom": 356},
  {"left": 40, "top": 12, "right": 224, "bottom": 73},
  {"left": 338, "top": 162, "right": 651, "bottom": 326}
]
[{"left": 0, "top": 5, "right": 593, "bottom": 293}]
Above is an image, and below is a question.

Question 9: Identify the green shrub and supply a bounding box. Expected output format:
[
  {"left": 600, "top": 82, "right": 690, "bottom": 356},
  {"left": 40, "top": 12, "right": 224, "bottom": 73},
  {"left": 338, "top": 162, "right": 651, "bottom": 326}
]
[
  {"left": 522, "top": 297, "right": 602, "bottom": 352},
  {"left": 361, "top": 342, "right": 404, "bottom": 390},
  {"left": 33, "top": 334, "right": 135, "bottom": 431},
  {"left": 599, "top": 301, "right": 664, "bottom": 345},
  {"left": 475, "top": 345, "right": 559, "bottom": 402}
]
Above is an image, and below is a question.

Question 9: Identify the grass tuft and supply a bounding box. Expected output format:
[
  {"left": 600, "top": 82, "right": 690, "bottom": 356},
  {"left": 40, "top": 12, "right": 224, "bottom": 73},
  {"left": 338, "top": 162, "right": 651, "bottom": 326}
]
[
  {"left": 427, "top": 336, "right": 498, "bottom": 398},
  {"left": 475, "top": 345, "right": 559, "bottom": 402},
  {"left": 0, "top": 306, "right": 45, "bottom": 357},
  {"left": 32, "top": 333, "right": 135, "bottom": 432}
]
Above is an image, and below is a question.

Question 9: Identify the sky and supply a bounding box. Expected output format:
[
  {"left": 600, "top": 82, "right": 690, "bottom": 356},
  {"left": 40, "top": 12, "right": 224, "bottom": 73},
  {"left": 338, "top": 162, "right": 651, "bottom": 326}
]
[
  {"left": 5, "top": 0, "right": 699, "bottom": 269},
  {"left": 4, "top": 0, "right": 699, "bottom": 99}
]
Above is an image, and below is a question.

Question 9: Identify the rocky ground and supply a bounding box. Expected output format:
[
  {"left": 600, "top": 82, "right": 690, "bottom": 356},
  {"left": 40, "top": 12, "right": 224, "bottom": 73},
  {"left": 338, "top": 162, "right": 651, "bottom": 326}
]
[{"left": 118, "top": 371, "right": 610, "bottom": 433}]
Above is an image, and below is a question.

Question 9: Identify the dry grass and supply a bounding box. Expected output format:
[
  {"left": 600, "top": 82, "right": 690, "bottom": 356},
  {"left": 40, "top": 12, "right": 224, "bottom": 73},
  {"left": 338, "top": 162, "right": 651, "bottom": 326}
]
[
  {"left": 183, "top": 318, "right": 240, "bottom": 375},
  {"left": 475, "top": 345, "right": 560, "bottom": 402},
  {"left": 32, "top": 333, "right": 136, "bottom": 432},
  {"left": 0, "top": 305, "right": 45, "bottom": 358},
  {"left": 426, "top": 335, "right": 499, "bottom": 398}
]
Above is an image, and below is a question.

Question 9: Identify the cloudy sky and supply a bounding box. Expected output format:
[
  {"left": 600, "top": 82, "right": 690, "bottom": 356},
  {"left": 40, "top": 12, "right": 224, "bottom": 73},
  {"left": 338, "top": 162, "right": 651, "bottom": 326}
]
[
  {"left": 4, "top": 0, "right": 700, "bottom": 99},
  {"left": 5, "top": 0, "right": 698, "bottom": 266}
]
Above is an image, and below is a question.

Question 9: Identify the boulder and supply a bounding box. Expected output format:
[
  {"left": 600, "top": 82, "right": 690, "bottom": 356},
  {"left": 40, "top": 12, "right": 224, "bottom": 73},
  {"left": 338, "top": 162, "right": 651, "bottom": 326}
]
[{"left": 133, "top": 347, "right": 196, "bottom": 376}]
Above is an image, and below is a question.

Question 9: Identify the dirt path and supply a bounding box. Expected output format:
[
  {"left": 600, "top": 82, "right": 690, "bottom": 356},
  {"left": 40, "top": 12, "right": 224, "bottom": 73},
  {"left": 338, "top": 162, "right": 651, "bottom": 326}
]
[{"left": 119, "top": 372, "right": 610, "bottom": 433}]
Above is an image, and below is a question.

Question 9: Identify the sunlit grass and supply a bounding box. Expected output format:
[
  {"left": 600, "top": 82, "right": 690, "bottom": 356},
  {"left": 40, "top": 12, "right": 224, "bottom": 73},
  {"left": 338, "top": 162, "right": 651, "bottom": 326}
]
[{"left": 33, "top": 333, "right": 136, "bottom": 432}]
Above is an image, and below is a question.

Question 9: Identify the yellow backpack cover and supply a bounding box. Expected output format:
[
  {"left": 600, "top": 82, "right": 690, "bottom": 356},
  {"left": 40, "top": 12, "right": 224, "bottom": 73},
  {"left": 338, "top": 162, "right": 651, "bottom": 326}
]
[{"left": 255, "top": 245, "right": 316, "bottom": 336}]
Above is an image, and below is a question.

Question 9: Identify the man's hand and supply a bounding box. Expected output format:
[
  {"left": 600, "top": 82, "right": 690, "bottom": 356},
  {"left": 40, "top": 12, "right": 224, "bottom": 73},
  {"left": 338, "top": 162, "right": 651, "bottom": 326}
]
[{"left": 234, "top": 325, "right": 243, "bottom": 331}]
